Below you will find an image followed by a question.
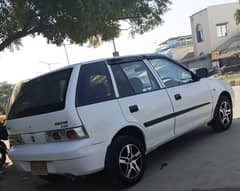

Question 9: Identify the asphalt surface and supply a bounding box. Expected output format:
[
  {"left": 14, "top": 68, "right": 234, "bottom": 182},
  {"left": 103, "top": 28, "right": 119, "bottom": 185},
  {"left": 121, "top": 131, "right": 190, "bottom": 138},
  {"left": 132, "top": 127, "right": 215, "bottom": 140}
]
[{"left": 0, "top": 86, "right": 239, "bottom": 191}]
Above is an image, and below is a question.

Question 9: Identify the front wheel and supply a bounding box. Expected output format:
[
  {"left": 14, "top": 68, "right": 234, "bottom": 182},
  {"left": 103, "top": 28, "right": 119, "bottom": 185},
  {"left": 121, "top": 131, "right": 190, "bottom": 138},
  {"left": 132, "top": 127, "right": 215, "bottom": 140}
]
[
  {"left": 212, "top": 95, "right": 233, "bottom": 132},
  {"left": 106, "top": 136, "right": 145, "bottom": 187}
]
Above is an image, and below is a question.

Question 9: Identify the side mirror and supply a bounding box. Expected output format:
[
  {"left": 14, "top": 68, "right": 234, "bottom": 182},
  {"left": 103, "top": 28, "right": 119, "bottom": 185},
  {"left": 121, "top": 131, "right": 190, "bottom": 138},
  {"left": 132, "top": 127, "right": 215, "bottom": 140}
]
[{"left": 195, "top": 68, "right": 208, "bottom": 79}]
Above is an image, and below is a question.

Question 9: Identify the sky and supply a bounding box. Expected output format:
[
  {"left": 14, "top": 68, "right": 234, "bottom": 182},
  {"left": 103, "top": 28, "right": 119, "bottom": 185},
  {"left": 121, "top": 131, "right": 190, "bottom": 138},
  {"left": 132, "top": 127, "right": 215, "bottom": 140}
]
[{"left": 0, "top": 0, "right": 237, "bottom": 83}]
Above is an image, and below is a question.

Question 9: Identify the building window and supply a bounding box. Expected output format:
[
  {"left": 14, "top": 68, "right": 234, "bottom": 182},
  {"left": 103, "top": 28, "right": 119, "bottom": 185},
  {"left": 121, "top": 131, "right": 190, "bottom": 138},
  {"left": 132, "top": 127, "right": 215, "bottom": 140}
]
[
  {"left": 196, "top": 24, "right": 204, "bottom": 43},
  {"left": 216, "top": 23, "right": 228, "bottom": 37}
]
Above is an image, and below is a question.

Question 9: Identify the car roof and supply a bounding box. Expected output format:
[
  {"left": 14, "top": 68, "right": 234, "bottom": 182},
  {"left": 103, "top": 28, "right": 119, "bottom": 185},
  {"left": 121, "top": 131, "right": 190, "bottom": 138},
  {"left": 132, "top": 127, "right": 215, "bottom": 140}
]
[
  {"left": 71, "top": 53, "right": 169, "bottom": 66},
  {"left": 29, "top": 53, "right": 168, "bottom": 81}
]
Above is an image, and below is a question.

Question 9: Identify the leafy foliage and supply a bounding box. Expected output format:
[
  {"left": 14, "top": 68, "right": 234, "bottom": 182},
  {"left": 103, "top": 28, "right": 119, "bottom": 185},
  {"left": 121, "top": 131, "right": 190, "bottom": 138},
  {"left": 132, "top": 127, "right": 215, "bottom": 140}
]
[
  {"left": 0, "top": 81, "right": 14, "bottom": 113},
  {"left": 235, "top": 9, "right": 240, "bottom": 25},
  {"left": 0, "top": 0, "right": 171, "bottom": 51}
]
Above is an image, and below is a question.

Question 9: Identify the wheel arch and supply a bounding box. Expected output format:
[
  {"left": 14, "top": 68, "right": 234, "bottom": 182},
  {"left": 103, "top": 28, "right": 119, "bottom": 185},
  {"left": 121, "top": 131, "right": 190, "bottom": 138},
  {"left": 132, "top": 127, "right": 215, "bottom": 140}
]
[
  {"left": 111, "top": 126, "right": 146, "bottom": 151},
  {"left": 219, "top": 91, "right": 232, "bottom": 105},
  {"left": 104, "top": 125, "right": 146, "bottom": 167}
]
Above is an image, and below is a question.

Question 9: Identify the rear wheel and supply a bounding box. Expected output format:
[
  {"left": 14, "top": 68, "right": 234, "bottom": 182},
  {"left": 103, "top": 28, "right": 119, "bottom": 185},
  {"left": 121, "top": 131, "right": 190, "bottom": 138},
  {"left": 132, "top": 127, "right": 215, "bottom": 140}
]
[
  {"left": 106, "top": 136, "right": 145, "bottom": 187},
  {"left": 212, "top": 95, "right": 233, "bottom": 132}
]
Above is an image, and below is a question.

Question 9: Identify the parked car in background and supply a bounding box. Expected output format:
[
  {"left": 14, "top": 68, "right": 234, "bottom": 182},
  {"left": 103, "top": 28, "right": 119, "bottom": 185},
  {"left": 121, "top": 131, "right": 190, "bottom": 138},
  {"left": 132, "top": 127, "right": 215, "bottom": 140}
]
[{"left": 6, "top": 54, "right": 234, "bottom": 186}]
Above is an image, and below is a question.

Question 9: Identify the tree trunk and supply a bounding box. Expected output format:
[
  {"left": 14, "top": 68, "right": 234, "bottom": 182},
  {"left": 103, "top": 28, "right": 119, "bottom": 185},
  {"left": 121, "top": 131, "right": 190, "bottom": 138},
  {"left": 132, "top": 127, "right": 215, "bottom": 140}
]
[{"left": 0, "top": 28, "right": 39, "bottom": 52}]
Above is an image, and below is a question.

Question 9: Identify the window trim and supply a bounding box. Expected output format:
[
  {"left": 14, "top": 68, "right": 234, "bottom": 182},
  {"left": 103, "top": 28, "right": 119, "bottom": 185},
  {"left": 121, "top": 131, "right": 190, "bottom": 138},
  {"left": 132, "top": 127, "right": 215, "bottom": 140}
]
[
  {"left": 75, "top": 62, "right": 116, "bottom": 107},
  {"left": 216, "top": 23, "right": 228, "bottom": 38},
  {"left": 196, "top": 24, "right": 204, "bottom": 43},
  {"left": 146, "top": 56, "right": 199, "bottom": 89},
  {"left": 106, "top": 62, "right": 120, "bottom": 98},
  {"left": 143, "top": 59, "right": 166, "bottom": 89},
  {"left": 109, "top": 60, "right": 161, "bottom": 99},
  {"left": 111, "top": 64, "right": 136, "bottom": 97}
]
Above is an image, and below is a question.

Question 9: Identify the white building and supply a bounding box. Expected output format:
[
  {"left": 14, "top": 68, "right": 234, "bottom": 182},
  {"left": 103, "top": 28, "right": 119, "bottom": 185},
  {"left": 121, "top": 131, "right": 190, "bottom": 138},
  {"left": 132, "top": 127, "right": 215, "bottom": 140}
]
[{"left": 191, "top": 2, "right": 240, "bottom": 56}]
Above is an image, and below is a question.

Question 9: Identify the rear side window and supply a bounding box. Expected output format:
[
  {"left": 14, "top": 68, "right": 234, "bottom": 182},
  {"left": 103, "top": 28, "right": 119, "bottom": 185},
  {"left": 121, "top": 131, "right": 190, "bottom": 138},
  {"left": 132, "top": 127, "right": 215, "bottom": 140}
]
[
  {"left": 76, "top": 62, "right": 115, "bottom": 106},
  {"left": 112, "top": 61, "right": 159, "bottom": 95},
  {"left": 111, "top": 65, "right": 135, "bottom": 97},
  {"left": 8, "top": 68, "right": 73, "bottom": 119}
]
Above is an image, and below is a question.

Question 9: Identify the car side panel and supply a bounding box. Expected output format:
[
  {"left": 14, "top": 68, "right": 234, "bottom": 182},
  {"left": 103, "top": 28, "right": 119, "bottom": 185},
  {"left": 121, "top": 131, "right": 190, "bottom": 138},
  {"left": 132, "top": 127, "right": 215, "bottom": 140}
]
[
  {"left": 166, "top": 80, "right": 213, "bottom": 136},
  {"left": 117, "top": 90, "right": 175, "bottom": 151}
]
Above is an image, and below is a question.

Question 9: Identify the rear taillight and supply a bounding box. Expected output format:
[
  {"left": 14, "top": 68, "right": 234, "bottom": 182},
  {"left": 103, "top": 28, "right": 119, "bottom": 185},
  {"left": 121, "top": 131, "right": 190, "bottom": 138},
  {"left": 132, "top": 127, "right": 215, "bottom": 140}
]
[
  {"left": 46, "top": 127, "right": 88, "bottom": 143},
  {"left": 52, "top": 132, "right": 61, "bottom": 140},
  {"left": 66, "top": 130, "right": 78, "bottom": 140}
]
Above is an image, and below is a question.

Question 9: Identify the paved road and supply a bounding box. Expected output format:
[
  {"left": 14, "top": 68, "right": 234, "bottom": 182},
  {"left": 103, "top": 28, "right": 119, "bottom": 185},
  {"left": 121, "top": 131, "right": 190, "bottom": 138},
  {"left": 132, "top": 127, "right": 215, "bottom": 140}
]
[{"left": 0, "top": 86, "right": 239, "bottom": 191}]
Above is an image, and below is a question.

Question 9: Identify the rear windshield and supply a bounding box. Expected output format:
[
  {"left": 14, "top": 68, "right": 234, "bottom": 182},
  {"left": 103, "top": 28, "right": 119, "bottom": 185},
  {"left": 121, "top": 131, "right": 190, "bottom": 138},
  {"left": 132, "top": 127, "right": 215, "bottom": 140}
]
[{"left": 8, "top": 68, "right": 72, "bottom": 120}]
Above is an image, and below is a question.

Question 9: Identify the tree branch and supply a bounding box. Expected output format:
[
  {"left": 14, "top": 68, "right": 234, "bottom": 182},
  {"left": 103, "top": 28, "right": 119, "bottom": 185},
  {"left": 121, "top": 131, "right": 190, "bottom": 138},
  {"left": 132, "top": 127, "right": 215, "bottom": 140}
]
[{"left": 0, "top": 25, "right": 44, "bottom": 51}]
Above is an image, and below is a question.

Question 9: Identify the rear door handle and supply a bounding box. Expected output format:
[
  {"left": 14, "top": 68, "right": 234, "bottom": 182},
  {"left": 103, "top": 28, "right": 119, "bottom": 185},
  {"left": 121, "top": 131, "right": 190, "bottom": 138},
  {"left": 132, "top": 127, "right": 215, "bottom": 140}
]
[
  {"left": 129, "top": 105, "right": 139, "bottom": 113},
  {"left": 174, "top": 94, "right": 182, "bottom": 100}
]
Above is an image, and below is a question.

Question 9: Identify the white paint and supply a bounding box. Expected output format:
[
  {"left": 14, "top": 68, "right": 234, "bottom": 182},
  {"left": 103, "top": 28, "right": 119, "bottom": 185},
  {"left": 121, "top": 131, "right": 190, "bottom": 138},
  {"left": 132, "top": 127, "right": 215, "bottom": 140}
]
[{"left": 7, "top": 56, "right": 234, "bottom": 177}]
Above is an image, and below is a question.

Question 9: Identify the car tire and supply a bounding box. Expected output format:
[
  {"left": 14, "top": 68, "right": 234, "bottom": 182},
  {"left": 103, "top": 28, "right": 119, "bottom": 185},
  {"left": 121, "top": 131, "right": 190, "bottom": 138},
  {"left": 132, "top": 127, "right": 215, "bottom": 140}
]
[
  {"left": 212, "top": 95, "right": 233, "bottom": 132},
  {"left": 106, "top": 136, "right": 145, "bottom": 187}
]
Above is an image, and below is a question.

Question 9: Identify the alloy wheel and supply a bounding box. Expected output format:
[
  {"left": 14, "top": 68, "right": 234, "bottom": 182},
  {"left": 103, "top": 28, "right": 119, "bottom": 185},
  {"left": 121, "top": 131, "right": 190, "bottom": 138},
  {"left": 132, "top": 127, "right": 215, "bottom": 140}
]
[
  {"left": 118, "top": 144, "right": 143, "bottom": 179},
  {"left": 219, "top": 101, "right": 232, "bottom": 126}
]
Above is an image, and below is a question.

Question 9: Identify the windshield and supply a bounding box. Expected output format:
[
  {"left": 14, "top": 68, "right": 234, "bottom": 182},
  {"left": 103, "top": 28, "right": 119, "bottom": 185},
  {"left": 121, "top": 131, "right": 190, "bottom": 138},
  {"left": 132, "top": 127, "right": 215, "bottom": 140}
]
[{"left": 8, "top": 68, "right": 72, "bottom": 120}]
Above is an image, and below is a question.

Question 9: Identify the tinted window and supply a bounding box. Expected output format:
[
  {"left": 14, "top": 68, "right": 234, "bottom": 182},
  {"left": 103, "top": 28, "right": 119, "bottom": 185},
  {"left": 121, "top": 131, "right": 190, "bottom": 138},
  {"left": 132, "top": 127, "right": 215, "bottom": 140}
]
[
  {"left": 8, "top": 68, "right": 73, "bottom": 119},
  {"left": 76, "top": 62, "right": 115, "bottom": 106},
  {"left": 149, "top": 59, "right": 193, "bottom": 88},
  {"left": 119, "top": 61, "right": 159, "bottom": 94},
  {"left": 111, "top": 65, "right": 135, "bottom": 97}
]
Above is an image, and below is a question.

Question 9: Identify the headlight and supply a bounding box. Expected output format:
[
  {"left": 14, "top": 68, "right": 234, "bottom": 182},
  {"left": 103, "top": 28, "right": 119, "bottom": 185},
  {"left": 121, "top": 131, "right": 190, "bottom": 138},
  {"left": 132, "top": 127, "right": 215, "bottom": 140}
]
[{"left": 46, "top": 127, "right": 88, "bottom": 143}]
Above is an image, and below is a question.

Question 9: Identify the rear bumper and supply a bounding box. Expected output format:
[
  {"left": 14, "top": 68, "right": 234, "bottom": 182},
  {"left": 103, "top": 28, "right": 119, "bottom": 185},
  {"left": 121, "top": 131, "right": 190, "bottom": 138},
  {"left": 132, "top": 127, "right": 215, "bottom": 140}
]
[{"left": 9, "top": 140, "right": 108, "bottom": 176}]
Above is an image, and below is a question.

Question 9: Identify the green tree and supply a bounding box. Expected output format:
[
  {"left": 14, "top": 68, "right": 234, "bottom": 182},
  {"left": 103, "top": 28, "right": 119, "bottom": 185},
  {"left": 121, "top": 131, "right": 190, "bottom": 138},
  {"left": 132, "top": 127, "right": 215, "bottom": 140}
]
[
  {"left": 0, "top": 82, "right": 13, "bottom": 113},
  {"left": 0, "top": 0, "right": 171, "bottom": 51},
  {"left": 235, "top": 9, "right": 240, "bottom": 25}
]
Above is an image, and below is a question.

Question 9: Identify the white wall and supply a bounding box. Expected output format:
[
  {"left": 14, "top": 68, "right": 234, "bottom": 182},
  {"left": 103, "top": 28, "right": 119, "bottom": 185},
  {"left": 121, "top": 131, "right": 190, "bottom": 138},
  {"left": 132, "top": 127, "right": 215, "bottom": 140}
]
[
  {"left": 191, "top": 2, "right": 240, "bottom": 56},
  {"left": 172, "top": 46, "right": 194, "bottom": 60},
  {"left": 191, "top": 9, "right": 211, "bottom": 56},
  {"left": 207, "top": 2, "right": 240, "bottom": 51}
]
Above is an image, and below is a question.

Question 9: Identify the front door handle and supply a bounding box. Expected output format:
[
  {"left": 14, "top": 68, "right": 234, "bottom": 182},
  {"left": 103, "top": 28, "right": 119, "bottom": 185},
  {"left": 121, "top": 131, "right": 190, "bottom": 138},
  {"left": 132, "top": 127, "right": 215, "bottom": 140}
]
[
  {"left": 129, "top": 105, "right": 139, "bottom": 113},
  {"left": 174, "top": 94, "right": 182, "bottom": 100}
]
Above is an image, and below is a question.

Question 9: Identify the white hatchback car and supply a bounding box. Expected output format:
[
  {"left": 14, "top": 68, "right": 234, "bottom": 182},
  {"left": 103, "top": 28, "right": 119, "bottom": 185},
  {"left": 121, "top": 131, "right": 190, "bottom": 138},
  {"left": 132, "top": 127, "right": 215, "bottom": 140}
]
[{"left": 7, "top": 54, "right": 234, "bottom": 186}]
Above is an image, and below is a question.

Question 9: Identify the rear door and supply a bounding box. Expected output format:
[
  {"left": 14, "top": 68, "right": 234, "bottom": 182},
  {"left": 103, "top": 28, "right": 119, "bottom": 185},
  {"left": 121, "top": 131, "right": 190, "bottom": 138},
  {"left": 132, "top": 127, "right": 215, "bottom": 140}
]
[
  {"left": 111, "top": 60, "right": 175, "bottom": 150},
  {"left": 148, "top": 57, "right": 213, "bottom": 135},
  {"left": 75, "top": 62, "right": 125, "bottom": 144}
]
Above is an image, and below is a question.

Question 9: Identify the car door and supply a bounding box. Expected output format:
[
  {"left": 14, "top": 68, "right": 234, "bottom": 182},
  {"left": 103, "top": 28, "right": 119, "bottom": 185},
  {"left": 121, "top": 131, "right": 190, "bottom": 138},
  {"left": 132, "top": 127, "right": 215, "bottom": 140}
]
[
  {"left": 75, "top": 62, "right": 127, "bottom": 144},
  {"left": 110, "top": 60, "right": 175, "bottom": 150},
  {"left": 148, "top": 57, "right": 213, "bottom": 136}
]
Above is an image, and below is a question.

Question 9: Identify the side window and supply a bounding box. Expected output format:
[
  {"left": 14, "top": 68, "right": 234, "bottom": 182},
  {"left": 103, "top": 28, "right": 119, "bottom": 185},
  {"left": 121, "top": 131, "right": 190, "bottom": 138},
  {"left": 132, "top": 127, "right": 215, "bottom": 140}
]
[
  {"left": 113, "top": 61, "right": 159, "bottom": 95},
  {"left": 76, "top": 62, "right": 115, "bottom": 106},
  {"left": 149, "top": 59, "right": 193, "bottom": 88},
  {"left": 111, "top": 65, "right": 135, "bottom": 97}
]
